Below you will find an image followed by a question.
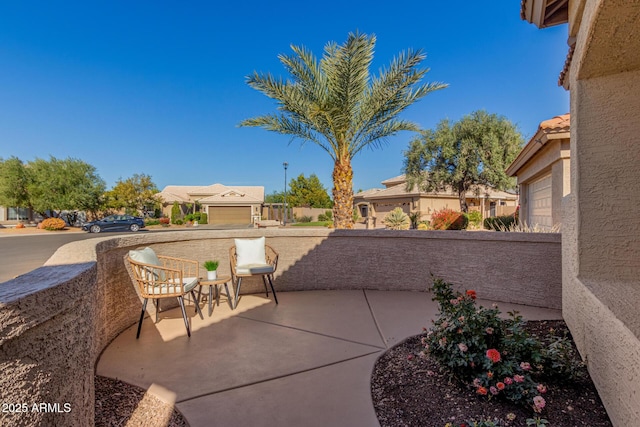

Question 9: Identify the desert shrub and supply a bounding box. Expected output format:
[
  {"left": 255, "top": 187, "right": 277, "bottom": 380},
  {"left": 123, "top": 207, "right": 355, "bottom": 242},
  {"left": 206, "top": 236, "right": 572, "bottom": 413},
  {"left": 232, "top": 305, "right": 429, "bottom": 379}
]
[
  {"left": 423, "top": 278, "right": 583, "bottom": 413},
  {"left": 382, "top": 207, "right": 410, "bottom": 230},
  {"left": 145, "top": 218, "right": 160, "bottom": 226},
  {"left": 159, "top": 217, "right": 170, "bottom": 225},
  {"left": 199, "top": 213, "right": 208, "bottom": 224},
  {"left": 41, "top": 217, "right": 66, "bottom": 231},
  {"left": 484, "top": 215, "right": 516, "bottom": 231},
  {"left": 317, "top": 210, "right": 333, "bottom": 222},
  {"left": 466, "top": 210, "right": 483, "bottom": 229},
  {"left": 431, "top": 208, "right": 468, "bottom": 230},
  {"left": 298, "top": 215, "right": 313, "bottom": 223},
  {"left": 174, "top": 219, "right": 184, "bottom": 225},
  {"left": 409, "top": 211, "right": 422, "bottom": 229},
  {"left": 417, "top": 222, "right": 429, "bottom": 230}
]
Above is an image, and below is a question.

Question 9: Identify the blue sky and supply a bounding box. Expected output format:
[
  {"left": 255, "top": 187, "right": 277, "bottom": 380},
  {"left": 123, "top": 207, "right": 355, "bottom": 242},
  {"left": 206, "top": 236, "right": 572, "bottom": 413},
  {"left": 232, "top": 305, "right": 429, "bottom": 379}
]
[{"left": 0, "top": 1, "right": 569, "bottom": 196}]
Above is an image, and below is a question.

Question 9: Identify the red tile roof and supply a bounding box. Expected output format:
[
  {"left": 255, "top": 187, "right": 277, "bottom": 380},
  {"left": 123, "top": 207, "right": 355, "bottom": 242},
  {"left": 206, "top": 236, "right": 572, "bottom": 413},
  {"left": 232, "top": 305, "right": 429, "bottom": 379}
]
[{"left": 539, "top": 113, "right": 570, "bottom": 131}]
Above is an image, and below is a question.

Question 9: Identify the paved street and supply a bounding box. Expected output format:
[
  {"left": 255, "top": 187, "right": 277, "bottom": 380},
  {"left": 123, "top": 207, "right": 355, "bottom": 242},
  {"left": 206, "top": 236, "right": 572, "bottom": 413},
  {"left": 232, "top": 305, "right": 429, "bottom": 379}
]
[
  {"left": 0, "top": 232, "right": 120, "bottom": 283},
  {"left": 0, "top": 224, "right": 253, "bottom": 283}
]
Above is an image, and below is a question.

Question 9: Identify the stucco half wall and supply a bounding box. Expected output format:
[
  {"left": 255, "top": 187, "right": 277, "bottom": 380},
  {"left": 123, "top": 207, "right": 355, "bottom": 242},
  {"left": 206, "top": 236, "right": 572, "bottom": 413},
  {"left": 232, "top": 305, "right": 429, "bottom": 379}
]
[{"left": 0, "top": 229, "right": 561, "bottom": 426}]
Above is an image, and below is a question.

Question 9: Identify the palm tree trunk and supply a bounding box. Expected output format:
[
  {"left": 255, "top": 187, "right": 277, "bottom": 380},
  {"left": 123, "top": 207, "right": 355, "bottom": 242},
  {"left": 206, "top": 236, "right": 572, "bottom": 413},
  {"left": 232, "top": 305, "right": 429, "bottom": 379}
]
[{"left": 332, "top": 156, "right": 354, "bottom": 229}]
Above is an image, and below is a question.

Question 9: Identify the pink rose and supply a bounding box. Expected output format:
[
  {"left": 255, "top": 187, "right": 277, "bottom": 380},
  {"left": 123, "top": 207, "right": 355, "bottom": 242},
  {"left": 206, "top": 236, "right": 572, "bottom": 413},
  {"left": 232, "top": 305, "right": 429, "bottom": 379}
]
[
  {"left": 520, "top": 362, "right": 531, "bottom": 371},
  {"left": 533, "top": 395, "right": 546, "bottom": 412},
  {"left": 513, "top": 375, "right": 525, "bottom": 383}
]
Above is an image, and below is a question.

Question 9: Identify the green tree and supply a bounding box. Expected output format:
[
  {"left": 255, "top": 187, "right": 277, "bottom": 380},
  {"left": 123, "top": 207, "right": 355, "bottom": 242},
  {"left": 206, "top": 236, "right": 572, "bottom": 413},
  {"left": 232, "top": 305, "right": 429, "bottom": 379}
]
[
  {"left": 240, "top": 32, "right": 446, "bottom": 228},
  {"left": 264, "top": 191, "right": 284, "bottom": 203},
  {"left": 27, "top": 156, "right": 106, "bottom": 217},
  {"left": 287, "top": 174, "right": 332, "bottom": 208},
  {"left": 107, "top": 173, "right": 160, "bottom": 216},
  {"left": 171, "top": 201, "right": 181, "bottom": 224},
  {"left": 404, "top": 110, "right": 523, "bottom": 212},
  {"left": 0, "top": 157, "right": 31, "bottom": 210}
]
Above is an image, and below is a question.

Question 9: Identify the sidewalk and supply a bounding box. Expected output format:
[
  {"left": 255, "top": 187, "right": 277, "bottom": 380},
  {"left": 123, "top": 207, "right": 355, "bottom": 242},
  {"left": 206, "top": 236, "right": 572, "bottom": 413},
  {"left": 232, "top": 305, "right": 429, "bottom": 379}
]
[{"left": 97, "top": 290, "right": 562, "bottom": 427}]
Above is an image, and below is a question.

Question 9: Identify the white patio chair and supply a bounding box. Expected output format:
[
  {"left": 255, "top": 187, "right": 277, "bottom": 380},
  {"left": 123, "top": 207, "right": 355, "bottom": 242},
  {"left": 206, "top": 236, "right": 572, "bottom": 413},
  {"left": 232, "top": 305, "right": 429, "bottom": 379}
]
[{"left": 229, "top": 237, "right": 279, "bottom": 308}]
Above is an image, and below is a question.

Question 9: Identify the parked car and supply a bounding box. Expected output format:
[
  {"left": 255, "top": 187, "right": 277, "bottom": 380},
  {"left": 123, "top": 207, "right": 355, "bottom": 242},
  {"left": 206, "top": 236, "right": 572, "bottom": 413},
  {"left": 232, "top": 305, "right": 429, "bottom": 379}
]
[{"left": 82, "top": 214, "right": 145, "bottom": 233}]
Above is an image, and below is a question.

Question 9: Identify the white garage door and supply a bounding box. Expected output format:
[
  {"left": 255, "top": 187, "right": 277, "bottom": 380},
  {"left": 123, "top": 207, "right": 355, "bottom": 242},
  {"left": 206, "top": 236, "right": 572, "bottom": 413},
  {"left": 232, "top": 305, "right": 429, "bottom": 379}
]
[
  {"left": 208, "top": 206, "right": 252, "bottom": 225},
  {"left": 528, "top": 174, "right": 552, "bottom": 229}
]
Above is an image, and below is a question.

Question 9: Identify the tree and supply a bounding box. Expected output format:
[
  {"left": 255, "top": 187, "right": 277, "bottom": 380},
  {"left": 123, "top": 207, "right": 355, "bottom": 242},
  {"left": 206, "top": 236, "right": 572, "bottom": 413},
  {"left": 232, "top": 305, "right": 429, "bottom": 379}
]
[
  {"left": 0, "top": 157, "right": 30, "bottom": 210},
  {"left": 106, "top": 173, "right": 160, "bottom": 216},
  {"left": 287, "top": 174, "right": 332, "bottom": 208},
  {"left": 27, "top": 156, "right": 106, "bottom": 217},
  {"left": 264, "top": 191, "right": 284, "bottom": 204},
  {"left": 404, "top": 110, "right": 523, "bottom": 212},
  {"left": 240, "top": 32, "right": 446, "bottom": 228}
]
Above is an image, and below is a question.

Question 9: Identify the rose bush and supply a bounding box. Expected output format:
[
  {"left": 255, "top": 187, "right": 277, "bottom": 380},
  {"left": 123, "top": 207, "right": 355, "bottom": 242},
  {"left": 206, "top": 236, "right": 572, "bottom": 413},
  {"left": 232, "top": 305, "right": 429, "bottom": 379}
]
[{"left": 423, "top": 278, "right": 583, "bottom": 414}]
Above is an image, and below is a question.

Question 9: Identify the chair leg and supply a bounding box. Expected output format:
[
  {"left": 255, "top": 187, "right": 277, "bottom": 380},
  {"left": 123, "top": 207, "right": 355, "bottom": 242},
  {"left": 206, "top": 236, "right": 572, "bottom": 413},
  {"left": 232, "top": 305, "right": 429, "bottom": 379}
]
[
  {"left": 234, "top": 277, "right": 243, "bottom": 309},
  {"left": 154, "top": 298, "right": 160, "bottom": 323},
  {"left": 177, "top": 296, "right": 191, "bottom": 337},
  {"left": 267, "top": 275, "right": 278, "bottom": 304},
  {"left": 136, "top": 299, "right": 148, "bottom": 339},
  {"left": 191, "top": 290, "right": 204, "bottom": 320},
  {"left": 262, "top": 275, "right": 269, "bottom": 297}
]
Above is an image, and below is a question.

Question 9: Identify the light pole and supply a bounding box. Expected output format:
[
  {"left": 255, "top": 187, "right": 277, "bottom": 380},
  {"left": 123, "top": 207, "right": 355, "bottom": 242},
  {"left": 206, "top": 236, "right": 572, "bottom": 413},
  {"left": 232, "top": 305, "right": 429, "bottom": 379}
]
[{"left": 283, "top": 162, "right": 288, "bottom": 225}]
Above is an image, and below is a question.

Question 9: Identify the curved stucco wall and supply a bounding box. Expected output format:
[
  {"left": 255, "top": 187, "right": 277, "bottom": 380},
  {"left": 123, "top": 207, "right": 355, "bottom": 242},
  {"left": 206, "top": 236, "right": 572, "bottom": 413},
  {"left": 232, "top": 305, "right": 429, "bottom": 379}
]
[{"left": 0, "top": 229, "right": 561, "bottom": 426}]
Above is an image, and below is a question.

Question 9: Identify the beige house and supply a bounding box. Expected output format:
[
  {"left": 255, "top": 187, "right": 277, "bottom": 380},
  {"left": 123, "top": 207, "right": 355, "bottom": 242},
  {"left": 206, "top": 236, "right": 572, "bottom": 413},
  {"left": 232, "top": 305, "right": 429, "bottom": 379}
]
[
  {"left": 354, "top": 174, "right": 517, "bottom": 227},
  {"left": 157, "top": 183, "right": 264, "bottom": 225},
  {"left": 506, "top": 114, "right": 570, "bottom": 230},
  {"left": 523, "top": 0, "right": 640, "bottom": 425}
]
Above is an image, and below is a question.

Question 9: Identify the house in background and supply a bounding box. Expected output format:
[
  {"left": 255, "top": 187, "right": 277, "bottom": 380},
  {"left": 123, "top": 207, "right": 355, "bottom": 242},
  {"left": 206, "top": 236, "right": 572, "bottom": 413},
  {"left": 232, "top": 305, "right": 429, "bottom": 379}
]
[
  {"left": 353, "top": 174, "right": 517, "bottom": 228},
  {"left": 523, "top": 0, "right": 640, "bottom": 424},
  {"left": 157, "top": 183, "right": 264, "bottom": 225},
  {"left": 506, "top": 114, "right": 570, "bottom": 230},
  {"left": 0, "top": 206, "right": 36, "bottom": 226}
]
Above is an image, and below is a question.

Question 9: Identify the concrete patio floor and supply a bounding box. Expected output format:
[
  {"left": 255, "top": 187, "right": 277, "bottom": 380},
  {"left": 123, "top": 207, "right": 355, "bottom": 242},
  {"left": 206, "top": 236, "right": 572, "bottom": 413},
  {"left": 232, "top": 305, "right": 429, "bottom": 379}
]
[{"left": 96, "top": 290, "right": 563, "bottom": 427}]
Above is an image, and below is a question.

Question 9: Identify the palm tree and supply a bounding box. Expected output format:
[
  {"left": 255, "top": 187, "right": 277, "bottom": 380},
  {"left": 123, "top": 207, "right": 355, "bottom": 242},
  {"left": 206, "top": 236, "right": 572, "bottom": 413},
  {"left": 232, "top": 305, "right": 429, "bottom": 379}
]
[{"left": 240, "top": 32, "right": 446, "bottom": 229}]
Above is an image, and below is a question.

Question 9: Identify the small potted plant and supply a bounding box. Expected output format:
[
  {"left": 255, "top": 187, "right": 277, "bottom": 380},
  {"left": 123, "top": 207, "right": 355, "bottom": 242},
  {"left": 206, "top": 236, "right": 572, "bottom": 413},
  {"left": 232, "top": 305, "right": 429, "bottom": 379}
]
[{"left": 203, "top": 260, "right": 219, "bottom": 280}]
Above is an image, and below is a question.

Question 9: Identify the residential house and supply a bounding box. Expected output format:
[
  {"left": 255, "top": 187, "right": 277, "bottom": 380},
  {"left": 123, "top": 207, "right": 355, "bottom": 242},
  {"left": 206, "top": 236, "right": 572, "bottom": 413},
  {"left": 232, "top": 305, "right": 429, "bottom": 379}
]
[
  {"left": 522, "top": 0, "right": 640, "bottom": 424},
  {"left": 157, "top": 183, "right": 264, "bottom": 225},
  {"left": 353, "top": 174, "right": 517, "bottom": 228},
  {"left": 506, "top": 114, "right": 570, "bottom": 230},
  {"left": 0, "top": 206, "right": 36, "bottom": 226}
]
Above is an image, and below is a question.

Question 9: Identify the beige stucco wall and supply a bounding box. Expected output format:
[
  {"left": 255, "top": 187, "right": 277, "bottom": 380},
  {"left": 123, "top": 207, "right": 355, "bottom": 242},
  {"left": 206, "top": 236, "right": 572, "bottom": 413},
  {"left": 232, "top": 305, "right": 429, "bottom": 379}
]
[
  {"left": 562, "top": 0, "right": 640, "bottom": 425},
  {"left": 0, "top": 229, "right": 561, "bottom": 426}
]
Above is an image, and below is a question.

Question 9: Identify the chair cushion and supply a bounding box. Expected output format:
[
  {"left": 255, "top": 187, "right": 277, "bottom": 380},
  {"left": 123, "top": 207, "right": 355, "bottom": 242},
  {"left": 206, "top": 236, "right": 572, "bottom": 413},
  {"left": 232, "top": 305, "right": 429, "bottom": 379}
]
[
  {"left": 129, "top": 247, "right": 165, "bottom": 281},
  {"left": 129, "top": 247, "right": 161, "bottom": 266},
  {"left": 235, "top": 237, "right": 266, "bottom": 266},
  {"left": 236, "top": 263, "right": 274, "bottom": 275},
  {"left": 149, "top": 277, "right": 199, "bottom": 295}
]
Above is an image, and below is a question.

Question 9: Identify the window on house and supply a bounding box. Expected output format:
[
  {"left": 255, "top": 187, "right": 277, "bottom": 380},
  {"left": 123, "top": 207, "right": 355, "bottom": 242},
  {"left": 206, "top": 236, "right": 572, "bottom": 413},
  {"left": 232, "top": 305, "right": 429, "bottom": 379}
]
[{"left": 8, "top": 207, "right": 29, "bottom": 221}]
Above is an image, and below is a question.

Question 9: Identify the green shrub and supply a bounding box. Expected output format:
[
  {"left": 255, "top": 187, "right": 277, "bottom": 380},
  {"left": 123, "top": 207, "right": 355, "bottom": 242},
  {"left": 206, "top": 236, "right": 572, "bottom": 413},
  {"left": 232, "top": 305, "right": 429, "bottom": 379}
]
[
  {"left": 484, "top": 215, "right": 516, "bottom": 231},
  {"left": 175, "top": 219, "right": 184, "bottom": 225},
  {"left": 466, "top": 210, "right": 483, "bottom": 229},
  {"left": 298, "top": 215, "right": 313, "bottom": 223},
  {"left": 185, "top": 213, "right": 195, "bottom": 222},
  {"left": 417, "top": 222, "right": 429, "bottom": 230},
  {"left": 382, "top": 207, "right": 410, "bottom": 230},
  {"left": 317, "top": 210, "right": 333, "bottom": 222},
  {"left": 145, "top": 218, "right": 161, "bottom": 226},
  {"left": 431, "top": 208, "right": 468, "bottom": 230},
  {"left": 199, "top": 213, "right": 208, "bottom": 224},
  {"left": 41, "top": 217, "right": 66, "bottom": 231},
  {"left": 171, "top": 202, "right": 181, "bottom": 224},
  {"left": 423, "top": 278, "right": 583, "bottom": 413}
]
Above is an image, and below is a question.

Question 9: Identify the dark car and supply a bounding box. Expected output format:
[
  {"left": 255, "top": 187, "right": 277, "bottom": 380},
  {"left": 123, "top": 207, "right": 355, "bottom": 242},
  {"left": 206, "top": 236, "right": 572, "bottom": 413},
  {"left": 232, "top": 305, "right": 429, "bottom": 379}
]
[{"left": 82, "top": 214, "right": 145, "bottom": 233}]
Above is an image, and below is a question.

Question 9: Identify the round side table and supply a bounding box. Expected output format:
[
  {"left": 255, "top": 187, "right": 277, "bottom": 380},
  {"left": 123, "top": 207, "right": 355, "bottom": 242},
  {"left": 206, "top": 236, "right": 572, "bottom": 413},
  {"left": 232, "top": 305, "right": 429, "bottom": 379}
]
[{"left": 197, "top": 275, "right": 233, "bottom": 316}]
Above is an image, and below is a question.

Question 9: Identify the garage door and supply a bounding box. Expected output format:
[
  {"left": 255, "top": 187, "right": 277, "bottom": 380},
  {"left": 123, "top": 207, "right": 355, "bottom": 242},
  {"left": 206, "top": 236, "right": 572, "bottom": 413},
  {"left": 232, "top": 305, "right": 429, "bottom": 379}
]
[
  {"left": 528, "top": 174, "right": 552, "bottom": 229},
  {"left": 208, "top": 206, "right": 252, "bottom": 225}
]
